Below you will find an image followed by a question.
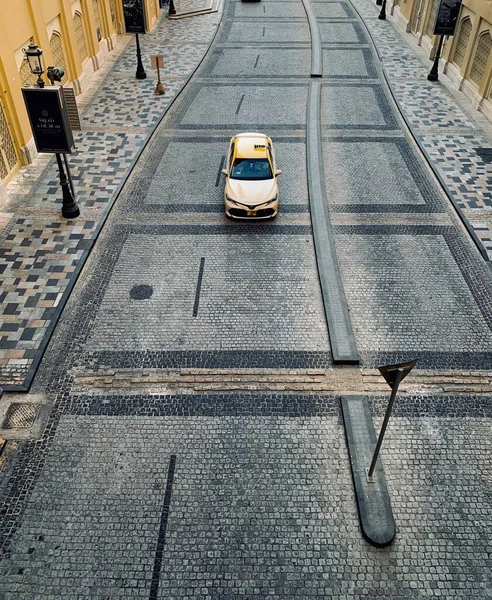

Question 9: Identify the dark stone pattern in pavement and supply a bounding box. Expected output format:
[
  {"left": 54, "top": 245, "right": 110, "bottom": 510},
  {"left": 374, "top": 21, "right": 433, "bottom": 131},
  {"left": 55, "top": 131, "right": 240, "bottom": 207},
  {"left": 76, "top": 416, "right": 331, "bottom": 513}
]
[
  {"left": 323, "top": 136, "right": 446, "bottom": 212},
  {"left": 320, "top": 83, "right": 400, "bottom": 129},
  {"left": 333, "top": 224, "right": 492, "bottom": 367}
]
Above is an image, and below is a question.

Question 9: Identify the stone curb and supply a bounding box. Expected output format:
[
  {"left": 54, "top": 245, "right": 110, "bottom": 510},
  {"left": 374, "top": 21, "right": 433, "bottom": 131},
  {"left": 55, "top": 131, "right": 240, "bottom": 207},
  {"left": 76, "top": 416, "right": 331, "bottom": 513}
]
[
  {"left": 341, "top": 394, "right": 396, "bottom": 547},
  {"left": 306, "top": 81, "right": 360, "bottom": 364},
  {"left": 301, "top": 0, "right": 322, "bottom": 77}
]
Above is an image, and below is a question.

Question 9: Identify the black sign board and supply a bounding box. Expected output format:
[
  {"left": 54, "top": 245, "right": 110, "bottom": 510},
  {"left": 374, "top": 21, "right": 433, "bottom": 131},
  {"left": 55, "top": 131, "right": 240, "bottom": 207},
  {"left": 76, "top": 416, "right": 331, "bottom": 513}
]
[
  {"left": 378, "top": 359, "right": 417, "bottom": 389},
  {"left": 22, "top": 86, "right": 74, "bottom": 154},
  {"left": 434, "top": 0, "right": 462, "bottom": 35},
  {"left": 122, "top": 0, "right": 147, "bottom": 34}
]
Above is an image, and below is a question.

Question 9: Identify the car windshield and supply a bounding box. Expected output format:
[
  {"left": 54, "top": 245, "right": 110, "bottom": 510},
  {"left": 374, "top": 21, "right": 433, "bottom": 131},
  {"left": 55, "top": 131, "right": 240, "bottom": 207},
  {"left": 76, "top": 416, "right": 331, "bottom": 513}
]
[{"left": 231, "top": 158, "right": 273, "bottom": 181}]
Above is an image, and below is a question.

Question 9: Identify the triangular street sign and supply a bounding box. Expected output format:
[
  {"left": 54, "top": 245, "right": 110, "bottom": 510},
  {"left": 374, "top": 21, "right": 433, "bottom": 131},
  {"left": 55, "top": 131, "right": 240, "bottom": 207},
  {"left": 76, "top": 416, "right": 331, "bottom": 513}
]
[{"left": 378, "top": 359, "right": 417, "bottom": 390}]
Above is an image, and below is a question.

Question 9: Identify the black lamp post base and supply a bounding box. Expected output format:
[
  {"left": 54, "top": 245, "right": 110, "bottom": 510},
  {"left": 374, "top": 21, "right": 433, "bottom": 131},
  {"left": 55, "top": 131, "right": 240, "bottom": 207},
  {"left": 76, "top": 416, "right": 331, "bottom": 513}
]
[
  {"left": 427, "top": 35, "right": 444, "bottom": 82},
  {"left": 378, "top": 0, "right": 386, "bottom": 19},
  {"left": 62, "top": 200, "right": 80, "bottom": 219},
  {"left": 56, "top": 153, "right": 80, "bottom": 219},
  {"left": 135, "top": 33, "right": 147, "bottom": 80}
]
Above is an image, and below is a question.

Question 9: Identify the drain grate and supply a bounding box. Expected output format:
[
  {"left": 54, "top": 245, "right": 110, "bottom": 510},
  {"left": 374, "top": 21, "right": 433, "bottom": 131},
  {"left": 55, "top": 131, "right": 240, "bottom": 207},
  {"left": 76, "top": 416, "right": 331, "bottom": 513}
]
[
  {"left": 2, "top": 403, "right": 38, "bottom": 429},
  {"left": 474, "top": 148, "right": 492, "bottom": 163}
]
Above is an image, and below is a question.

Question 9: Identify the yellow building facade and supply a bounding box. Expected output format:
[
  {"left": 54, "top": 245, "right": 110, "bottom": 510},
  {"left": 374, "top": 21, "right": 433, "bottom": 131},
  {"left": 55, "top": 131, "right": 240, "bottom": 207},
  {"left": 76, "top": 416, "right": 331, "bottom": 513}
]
[
  {"left": 393, "top": 0, "right": 492, "bottom": 120},
  {"left": 0, "top": 0, "right": 160, "bottom": 189}
]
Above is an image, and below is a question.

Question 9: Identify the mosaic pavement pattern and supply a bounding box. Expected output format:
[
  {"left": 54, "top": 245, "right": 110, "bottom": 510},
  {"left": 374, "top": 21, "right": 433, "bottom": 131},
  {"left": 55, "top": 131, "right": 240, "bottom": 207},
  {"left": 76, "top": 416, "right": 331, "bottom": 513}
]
[
  {"left": 0, "top": 4, "right": 223, "bottom": 388},
  {"left": 3, "top": 0, "right": 492, "bottom": 390},
  {"left": 350, "top": 0, "right": 492, "bottom": 260}
]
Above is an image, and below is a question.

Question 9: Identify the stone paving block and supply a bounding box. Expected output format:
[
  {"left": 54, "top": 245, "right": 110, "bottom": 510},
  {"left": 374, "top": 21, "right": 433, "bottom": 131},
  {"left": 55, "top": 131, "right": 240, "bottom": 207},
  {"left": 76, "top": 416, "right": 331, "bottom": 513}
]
[
  {"left": 335, "top": 230, "right": 492, "bottom": 356},
  {"left": 322, "top": 137, "right": 444, "bottom": 211},
  {"left": 319, "top": 20, "right": 366, "bottom": 43},
  {"left": 209, "top": 47, "right": 312, "bottom": 77},
  {"left": 132, "top": 138, "right": 307, "bottom": 211},
  {"left": 349, "top": 0, "right": 492, "bottom": 260},
  {"left": 174, "top": 83, "right": 308, "bottom": 128},
  {"left": 232, "top": 1, "right": 308, "bottom": 18},
  {"left": 322, "top": 47, "right": 375, "bottom": 78},
  {"left": 1, "top": 399, "right": 492, "bottom": 598},
  {"left": 314, "top": 1, "right": 356, "bottom": 18},
  {"left": 221, "top": 21, "right": 311, "bottom": 43},
  {"left": 84, "top": 233, "right": 329, "bottom": 353},
  {"left": 321, "top": 83, "right": 398, "bottom": 129}
]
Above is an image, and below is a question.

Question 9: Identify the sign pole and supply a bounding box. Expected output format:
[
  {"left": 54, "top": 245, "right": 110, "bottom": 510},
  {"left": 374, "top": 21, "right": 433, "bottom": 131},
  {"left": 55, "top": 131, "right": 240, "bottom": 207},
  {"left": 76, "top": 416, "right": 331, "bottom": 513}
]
[
  {"left": 367, "top": 368, "right": 404, "bottom": 479},
  {"left": 152, "top": 55, "right": 165, "bottom": 95},
  {"left": 56, "top": 153, "right": 80, "bottom": 218},
  {"left": 62, "top": 153, "right": 76, "bottom": 199},
  {"left": 378, "top": 0, "right": 387, "bottom": 20},
  {"left": 427, "top": 35, "right": 444, "bottom": 81},
  {"left": 135, "top": 33, "right": 147, "bottom": 79},
  {"left": 366, "top": 359, "right": 417, "bottom": 481}
]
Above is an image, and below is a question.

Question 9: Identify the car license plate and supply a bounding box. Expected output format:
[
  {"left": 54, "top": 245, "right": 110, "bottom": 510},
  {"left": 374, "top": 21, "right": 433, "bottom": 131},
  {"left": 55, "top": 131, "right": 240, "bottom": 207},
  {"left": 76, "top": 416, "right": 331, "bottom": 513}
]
[{"left": 247, "top": 210, "right": 256, "bottom": 216}]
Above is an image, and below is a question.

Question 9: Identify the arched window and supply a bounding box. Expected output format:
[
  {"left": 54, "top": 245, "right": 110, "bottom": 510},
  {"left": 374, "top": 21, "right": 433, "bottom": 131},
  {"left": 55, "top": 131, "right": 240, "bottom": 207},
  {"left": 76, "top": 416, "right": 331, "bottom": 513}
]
[
  {"left": 452, "top": 18, "right": 472, "bottom": 68},
  {"left": 425, "top": 0, "right": 440, "bottom": 38},
  {"left": 470, "top": 31, "right": 492, "bottom": 86},
  {"left": 92, "top": 0, "right": 102, "bottom": 41},
  {"left": 50, "top": 32, "right": 68, "bottom": 84},
  {"left": 74, "top": 12, "right": 88, "bottom": 62}
]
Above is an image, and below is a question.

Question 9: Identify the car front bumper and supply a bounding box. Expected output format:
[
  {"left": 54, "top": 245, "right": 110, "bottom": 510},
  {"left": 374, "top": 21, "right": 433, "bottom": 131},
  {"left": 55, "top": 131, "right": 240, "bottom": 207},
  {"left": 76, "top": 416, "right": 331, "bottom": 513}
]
[{"left": 225, "top": 199, "right": 278, "bottom": 220}]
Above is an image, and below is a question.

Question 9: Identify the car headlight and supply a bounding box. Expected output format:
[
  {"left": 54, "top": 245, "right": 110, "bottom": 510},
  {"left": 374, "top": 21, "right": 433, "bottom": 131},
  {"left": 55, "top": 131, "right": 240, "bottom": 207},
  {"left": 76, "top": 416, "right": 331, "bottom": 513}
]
[
  {"left": 259, "top": 196, "right": 277, "bottom": 207},
  {"left": 226, "top": 196, "right": 240, "bottom": 206}
]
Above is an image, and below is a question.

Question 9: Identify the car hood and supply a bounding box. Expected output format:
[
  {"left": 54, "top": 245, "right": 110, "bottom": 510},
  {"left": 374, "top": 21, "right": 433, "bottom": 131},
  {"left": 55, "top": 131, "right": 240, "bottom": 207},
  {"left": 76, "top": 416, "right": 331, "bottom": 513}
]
[{"left": 226, "top": 178, "right": 277, "bottom": 206}]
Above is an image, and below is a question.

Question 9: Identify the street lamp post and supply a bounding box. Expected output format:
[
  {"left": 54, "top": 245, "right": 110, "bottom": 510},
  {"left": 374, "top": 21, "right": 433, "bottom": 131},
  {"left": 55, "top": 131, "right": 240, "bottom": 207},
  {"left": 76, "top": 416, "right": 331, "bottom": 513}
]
[
  {"left": 135, "top": 33, "right": 147, "bottom": 79},
  {"left": 378, "top": 0, "right": 387, "bottom": 19},
  {"left": 24, "top": 43, "right": 80, "bottom": 218},
  {"left": 427, "top": 35, "right": 444, "bottom": 81}
]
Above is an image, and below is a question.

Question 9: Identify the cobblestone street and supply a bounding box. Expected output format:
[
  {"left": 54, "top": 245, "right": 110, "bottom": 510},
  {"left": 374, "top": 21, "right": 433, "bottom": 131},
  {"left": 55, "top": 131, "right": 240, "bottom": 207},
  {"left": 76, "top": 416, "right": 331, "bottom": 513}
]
[{"left": 1, "top": 0, "right": 492, "bottom": 597}]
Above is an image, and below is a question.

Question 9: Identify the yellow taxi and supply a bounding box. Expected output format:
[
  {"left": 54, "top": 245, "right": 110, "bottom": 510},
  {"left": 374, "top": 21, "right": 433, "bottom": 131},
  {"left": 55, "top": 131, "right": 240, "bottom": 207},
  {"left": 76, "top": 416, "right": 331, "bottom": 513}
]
[{"left": 222, "top": 133, "right": 282, "bottom": 219}]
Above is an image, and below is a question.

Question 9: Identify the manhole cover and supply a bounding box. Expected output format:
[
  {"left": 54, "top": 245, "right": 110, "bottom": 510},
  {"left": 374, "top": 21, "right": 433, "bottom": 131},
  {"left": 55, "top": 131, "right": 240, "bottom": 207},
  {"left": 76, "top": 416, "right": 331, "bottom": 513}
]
[
  {"left": 130, "top": 284, "right": 153, "bottom": 300},
  {"left": 2, "top": 404, "right": 38, "bottom": 429}
]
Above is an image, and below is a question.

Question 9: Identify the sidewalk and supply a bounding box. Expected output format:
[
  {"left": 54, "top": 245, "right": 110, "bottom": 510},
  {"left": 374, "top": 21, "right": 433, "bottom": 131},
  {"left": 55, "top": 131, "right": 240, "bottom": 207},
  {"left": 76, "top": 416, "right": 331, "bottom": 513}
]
[
  {"left": 1, "top": 0, "right": 492, "bottom": 391},
  {"left": 351, "top": 0, "right": 492, "bottom": 260},
  {"left": 0, "top": 3, "right": 223, "bottom": 390}
]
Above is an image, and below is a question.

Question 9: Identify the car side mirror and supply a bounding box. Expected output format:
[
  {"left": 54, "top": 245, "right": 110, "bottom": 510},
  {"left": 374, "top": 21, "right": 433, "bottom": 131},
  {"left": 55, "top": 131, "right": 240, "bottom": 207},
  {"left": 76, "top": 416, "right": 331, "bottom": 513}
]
[
  {"left": 275, "top": 169, "right": 282, "bottom": 176},
  {"left": 221, "top": 168, "right": 228, "bottom": 175}
]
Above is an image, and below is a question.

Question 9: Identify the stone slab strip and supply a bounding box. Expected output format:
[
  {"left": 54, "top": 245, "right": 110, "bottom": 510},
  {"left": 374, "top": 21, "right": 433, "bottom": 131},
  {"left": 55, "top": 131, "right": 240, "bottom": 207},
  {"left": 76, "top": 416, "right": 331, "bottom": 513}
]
[
  {"left": 306, "top": 82, "right": 359, "bottom": 364},
  {"left": 340, "top": 394, "right": 396, "bottom": 547},
  {"left": 301, "top": 0, "right": 322, "bottom": 77}
]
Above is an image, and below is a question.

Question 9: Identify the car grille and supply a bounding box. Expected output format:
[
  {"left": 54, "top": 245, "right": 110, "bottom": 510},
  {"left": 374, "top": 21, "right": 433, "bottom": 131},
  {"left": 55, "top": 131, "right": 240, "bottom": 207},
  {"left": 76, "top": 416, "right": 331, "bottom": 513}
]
[{"left": 229, "top": 208, "right": 276, "bottom": 218}]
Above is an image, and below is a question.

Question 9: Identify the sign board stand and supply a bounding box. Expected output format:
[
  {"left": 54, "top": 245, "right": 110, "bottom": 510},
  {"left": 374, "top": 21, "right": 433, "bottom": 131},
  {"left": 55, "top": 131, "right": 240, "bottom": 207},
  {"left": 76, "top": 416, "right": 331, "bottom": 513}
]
[
  {"left": 428, "top": 0, "right": 462, "bottom": 80},
  {"left": 22, "top": 86, "right": 79, "bottom": 218},
  {"left": 122, "top": 0, "right": 148, "bottom": 79},
  {"left": 151, "top": 55, "right": 165, "bottom": 95}
]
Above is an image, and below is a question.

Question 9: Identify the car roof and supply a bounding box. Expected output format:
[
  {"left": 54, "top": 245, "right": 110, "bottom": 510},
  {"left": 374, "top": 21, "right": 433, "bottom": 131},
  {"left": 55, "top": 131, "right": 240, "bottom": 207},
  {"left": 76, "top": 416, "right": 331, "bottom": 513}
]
[{"left": 234, "top": 133, "right": 271, "bottom": 160}]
